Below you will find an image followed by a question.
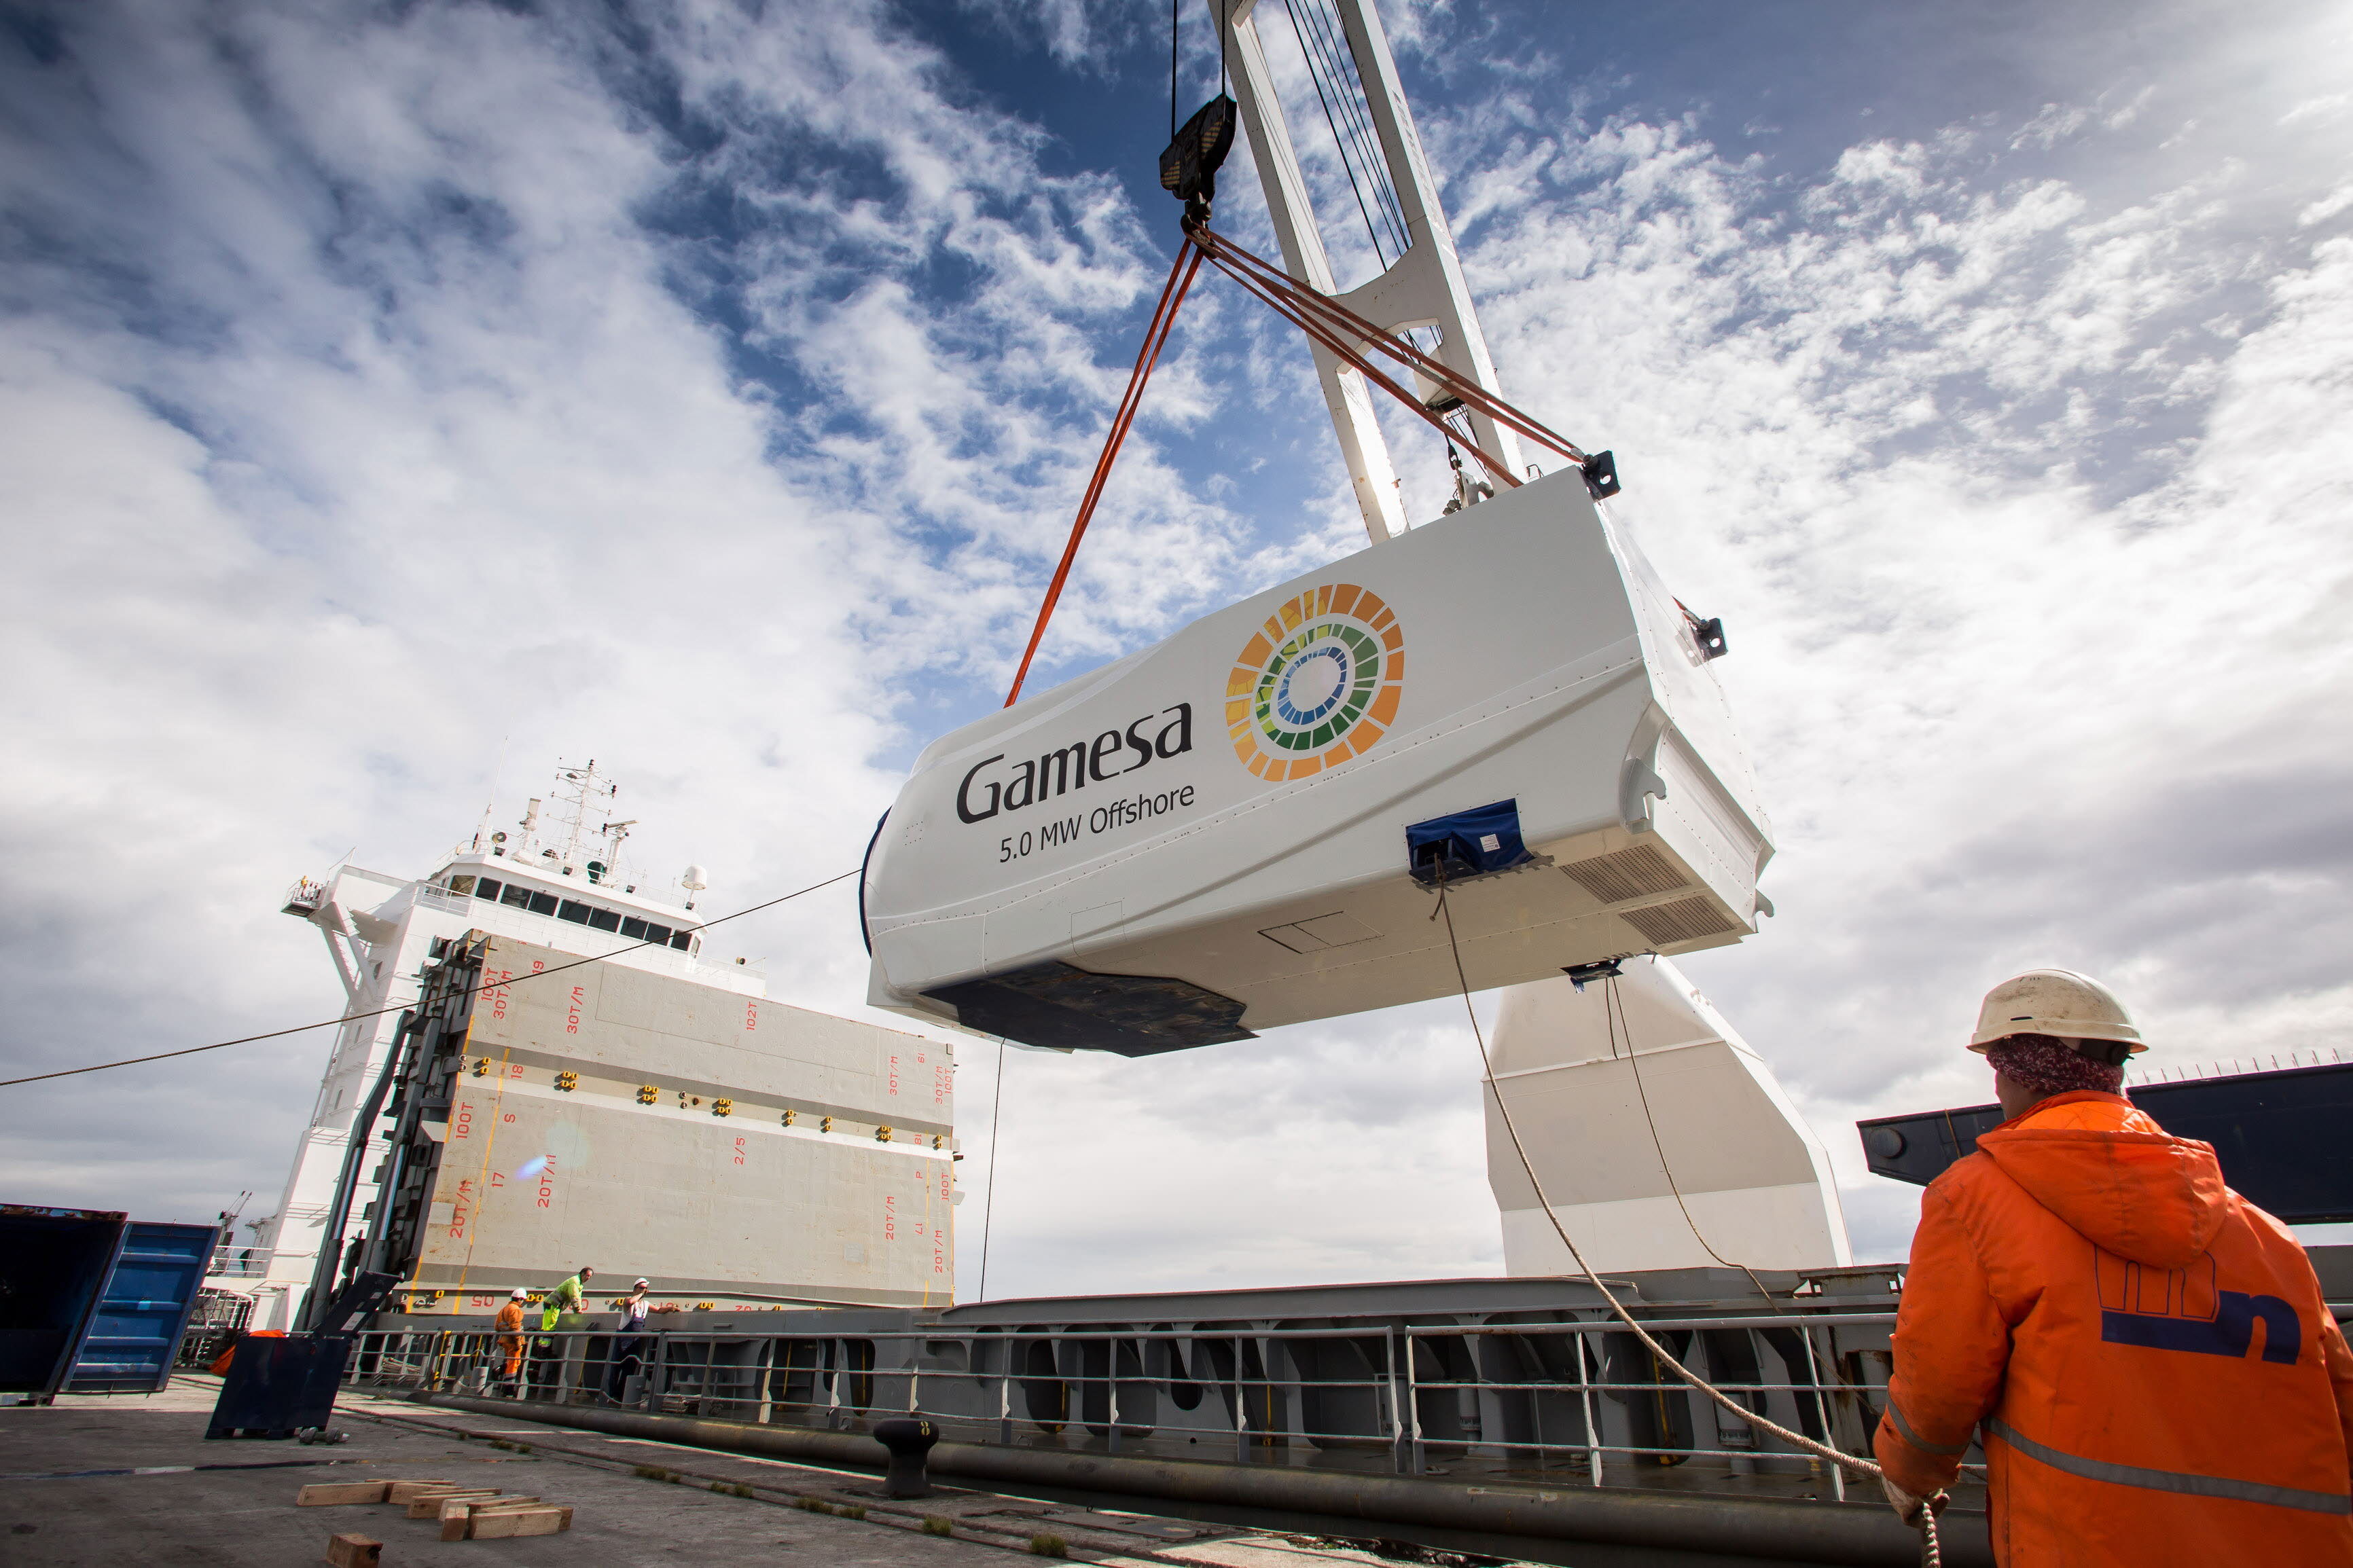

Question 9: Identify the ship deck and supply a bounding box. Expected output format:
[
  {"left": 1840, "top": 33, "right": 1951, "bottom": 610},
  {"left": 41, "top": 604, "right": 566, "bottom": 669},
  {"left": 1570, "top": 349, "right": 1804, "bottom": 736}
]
[{"left": 1, "top": 1375, "right": 1944, "bottom": 1568}]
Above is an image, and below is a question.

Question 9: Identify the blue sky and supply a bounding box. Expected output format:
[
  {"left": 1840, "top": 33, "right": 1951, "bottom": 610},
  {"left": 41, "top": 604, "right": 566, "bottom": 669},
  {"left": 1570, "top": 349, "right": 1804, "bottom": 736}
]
[{"left": 3, "top": 0, "right": 2350, "bottom": 1293}]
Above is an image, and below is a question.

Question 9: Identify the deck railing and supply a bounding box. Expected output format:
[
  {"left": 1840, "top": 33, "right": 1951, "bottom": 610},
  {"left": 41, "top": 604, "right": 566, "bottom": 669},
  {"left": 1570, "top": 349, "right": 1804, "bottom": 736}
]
[{"left": 342, "top": 1307, "right": 1971, "bottom": 1509}]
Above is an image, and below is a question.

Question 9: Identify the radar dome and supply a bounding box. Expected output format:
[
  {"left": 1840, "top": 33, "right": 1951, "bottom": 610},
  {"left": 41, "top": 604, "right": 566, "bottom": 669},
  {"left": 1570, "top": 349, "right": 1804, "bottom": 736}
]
[{"left": 682, "top": 864, "right": 710, "bottom": 891}]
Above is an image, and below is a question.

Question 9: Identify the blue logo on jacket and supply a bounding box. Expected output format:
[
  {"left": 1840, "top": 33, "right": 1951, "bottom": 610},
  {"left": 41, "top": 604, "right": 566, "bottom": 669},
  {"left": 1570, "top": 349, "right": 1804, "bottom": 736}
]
[{"left": 2094, "top": 1249, "right": 2300, "bottom": 1364}]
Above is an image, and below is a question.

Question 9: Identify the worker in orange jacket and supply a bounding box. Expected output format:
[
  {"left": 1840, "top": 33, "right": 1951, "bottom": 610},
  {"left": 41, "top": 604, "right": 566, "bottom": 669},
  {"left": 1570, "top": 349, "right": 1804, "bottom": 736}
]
[
  {"left": 492, "top": 1288, "right": 528, "bottom": 1394},
  {"left": 1875, "top": 970, "right": 2353, "bottom": 1563}
]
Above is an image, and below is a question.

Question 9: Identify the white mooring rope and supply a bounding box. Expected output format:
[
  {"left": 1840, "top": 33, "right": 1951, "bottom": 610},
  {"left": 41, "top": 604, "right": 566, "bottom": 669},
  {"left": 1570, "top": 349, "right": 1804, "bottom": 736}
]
[{"left": 1433, "top": 884, "right": 1943, "bottom": 1568}]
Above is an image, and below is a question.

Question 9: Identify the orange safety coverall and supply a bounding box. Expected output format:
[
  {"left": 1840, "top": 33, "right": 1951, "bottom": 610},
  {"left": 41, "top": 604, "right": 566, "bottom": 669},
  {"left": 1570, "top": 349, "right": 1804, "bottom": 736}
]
[
  {"left": 494, "top": 1300, "right": 525, "bottom": 1379},
  {"left": 1875, "top": 1090, "right": 2353, "bottom": 1563}
]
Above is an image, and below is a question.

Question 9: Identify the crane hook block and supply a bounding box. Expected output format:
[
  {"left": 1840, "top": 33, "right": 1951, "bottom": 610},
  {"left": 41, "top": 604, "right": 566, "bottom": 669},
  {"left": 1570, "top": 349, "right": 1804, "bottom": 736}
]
[{"left": 1162, "top": 96, "right": 1238, "bottom": 209}]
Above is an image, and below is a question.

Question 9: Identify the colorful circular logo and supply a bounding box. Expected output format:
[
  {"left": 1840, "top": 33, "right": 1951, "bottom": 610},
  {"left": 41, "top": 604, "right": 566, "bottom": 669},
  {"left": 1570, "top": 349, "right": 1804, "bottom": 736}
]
[{"left": 1226, "top": 582, "right": 1405, "bottom": 781}]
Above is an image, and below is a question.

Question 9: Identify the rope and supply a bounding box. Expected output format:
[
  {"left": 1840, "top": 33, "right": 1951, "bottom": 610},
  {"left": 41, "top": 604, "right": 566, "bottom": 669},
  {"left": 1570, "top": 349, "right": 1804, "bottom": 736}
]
[
  {"left": 976, "top": 1036, "right": 1009, "bottom": 1300},
  {"left": 1187, "top": 222, "right": 1597, "bottom": 486},
  {"left": 1193, "top": 220, "right": 1588, "bottom": 464},
  {"left": 1604, "top": 974, "right": 1776, "bottom": 1305},
  {"left": 998, "top": 217, "right": 1600, "bottom": 708},
  {"left": 1003, "top": 236, "right": 1202, "bottom": 706},
  {"left": 1191, "top": 227, "right": 1522, "bottom": 489},
  {"left": 0, "top": 867, "right": 860, "bottom": 1089},
  {"left": 1432, "top": 883, "right": 1941, "bottom": 1567}
]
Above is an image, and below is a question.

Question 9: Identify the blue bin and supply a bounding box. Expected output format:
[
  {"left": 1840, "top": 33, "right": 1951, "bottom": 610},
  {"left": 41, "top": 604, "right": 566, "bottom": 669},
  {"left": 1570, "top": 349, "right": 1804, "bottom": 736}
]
[
  {"left": 65, "top": 1221, "right": 219, "bottom": 1394},
  {"left": 0, "top": 1205, "right": 128, "bottom": 1403}
]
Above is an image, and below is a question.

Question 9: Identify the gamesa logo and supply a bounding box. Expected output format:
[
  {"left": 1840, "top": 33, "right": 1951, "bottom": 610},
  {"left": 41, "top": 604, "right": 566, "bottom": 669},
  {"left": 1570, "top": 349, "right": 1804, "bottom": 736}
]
[
  {"left": 1228, "top": 583, "right": 1404, "bottom": 782},
  {"left": 955, "top": 706, "right": 1193, "bottom": 825}
]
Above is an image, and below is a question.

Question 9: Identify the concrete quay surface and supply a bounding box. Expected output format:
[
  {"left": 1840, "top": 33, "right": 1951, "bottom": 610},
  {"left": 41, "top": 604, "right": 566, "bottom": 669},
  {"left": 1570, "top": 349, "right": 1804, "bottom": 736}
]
[{"left": 0, "top": 1377, "right": 1546, "bottom": 1568}]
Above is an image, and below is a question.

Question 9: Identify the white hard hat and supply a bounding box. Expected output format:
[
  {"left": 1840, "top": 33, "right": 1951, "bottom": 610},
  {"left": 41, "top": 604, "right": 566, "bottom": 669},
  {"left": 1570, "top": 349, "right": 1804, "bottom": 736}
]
[
  {"left": 634, "top": 1278, "right": 649, "bottom": 1290},
  {"left": 1970, "top": 968, "right": 2144, "bottom": 1055},
  {"left": 510, "top": 1288, "right": 530, "bottom": 1300}
]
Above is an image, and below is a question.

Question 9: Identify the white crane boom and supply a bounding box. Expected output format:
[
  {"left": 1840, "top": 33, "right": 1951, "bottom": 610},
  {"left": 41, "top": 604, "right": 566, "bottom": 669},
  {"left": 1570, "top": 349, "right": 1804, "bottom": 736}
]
[{"left": 1217, "top": 0, "right": 1524, "bottom": 541}]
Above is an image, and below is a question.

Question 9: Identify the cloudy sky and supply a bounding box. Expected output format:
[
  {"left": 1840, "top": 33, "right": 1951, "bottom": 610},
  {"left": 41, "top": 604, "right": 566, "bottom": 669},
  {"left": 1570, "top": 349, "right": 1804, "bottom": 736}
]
[{"left": 4, "top": 0, "right": 2349, "bottom": 1298}]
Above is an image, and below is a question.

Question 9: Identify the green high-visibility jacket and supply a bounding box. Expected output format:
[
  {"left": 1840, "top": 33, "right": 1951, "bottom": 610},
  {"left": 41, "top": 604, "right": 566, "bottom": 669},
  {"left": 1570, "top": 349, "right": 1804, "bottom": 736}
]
[{"left": 541, "top": 1273, "right": 586, "bottom": 1331}]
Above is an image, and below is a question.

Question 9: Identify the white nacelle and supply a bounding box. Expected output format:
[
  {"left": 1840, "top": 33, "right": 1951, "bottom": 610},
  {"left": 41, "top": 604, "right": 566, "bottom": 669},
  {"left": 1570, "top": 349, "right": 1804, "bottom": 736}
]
[{"left": 862, "top": 469, "right": 1774, "bottom": 1053}]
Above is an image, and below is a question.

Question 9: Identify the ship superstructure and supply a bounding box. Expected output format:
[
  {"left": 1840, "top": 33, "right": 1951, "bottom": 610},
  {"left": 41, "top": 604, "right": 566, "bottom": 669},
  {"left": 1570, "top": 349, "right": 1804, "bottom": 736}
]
[{"left": 223, "top": 763, "right": 954, "bottom": 1327}]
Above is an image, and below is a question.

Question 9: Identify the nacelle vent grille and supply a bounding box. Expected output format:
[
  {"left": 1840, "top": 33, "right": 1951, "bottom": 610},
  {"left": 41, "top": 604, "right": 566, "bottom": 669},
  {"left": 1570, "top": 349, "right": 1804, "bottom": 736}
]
[
  {"left": 1623, "top": 896, "right": 1738, "bottom": 948},
  {"left": 1563, "top": 844, "right": 1687, "bottom": 905}
]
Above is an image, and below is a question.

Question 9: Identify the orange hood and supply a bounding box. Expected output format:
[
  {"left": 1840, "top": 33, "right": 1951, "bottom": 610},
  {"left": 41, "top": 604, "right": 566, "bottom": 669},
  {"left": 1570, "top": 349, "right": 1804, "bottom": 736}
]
[{"left": 1973, "top": 1091, "right": 2229, "bottom": 1268}]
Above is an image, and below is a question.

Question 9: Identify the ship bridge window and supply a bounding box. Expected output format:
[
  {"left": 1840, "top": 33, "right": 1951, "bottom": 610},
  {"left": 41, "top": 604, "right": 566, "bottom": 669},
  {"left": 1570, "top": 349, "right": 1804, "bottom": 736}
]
[
  {"left": 446, "top": 875, "right": 477, "bottom": 896},
  {"left": 480, "top": 879, "right": 689, "bottom": 947},
  {"left": 499, "top": 883, "right": 558, "bottom": 916}
]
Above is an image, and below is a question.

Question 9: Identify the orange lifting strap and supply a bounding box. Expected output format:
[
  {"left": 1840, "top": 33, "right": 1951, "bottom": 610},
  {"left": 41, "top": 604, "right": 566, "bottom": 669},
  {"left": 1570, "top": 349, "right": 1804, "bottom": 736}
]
[
  {"left": 1002, "top": 221, "right": 1599, "bottom": 707},
  {"left": 1002, "top": 238, "right": 1203, "bottom": 707}
]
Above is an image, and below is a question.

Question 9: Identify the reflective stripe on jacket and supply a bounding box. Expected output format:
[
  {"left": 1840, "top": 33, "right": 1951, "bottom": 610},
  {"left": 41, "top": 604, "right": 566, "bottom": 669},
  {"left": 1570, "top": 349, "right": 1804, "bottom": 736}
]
[{"left": 1875, "top": 1091, "right": 2353, "bottom": 1564}]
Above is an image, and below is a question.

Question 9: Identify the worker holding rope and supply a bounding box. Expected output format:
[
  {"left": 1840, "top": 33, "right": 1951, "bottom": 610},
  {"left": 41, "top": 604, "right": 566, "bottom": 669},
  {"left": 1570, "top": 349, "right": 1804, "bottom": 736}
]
[{"left": 1875, "top": 970, "right": 2353, "bottom": 1562}]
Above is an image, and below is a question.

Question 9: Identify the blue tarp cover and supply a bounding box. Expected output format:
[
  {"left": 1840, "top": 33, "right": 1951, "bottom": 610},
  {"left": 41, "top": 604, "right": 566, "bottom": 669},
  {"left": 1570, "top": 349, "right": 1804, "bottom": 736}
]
[{"left": 1406, "top": 799, "right": 1532, "bottom": 885}]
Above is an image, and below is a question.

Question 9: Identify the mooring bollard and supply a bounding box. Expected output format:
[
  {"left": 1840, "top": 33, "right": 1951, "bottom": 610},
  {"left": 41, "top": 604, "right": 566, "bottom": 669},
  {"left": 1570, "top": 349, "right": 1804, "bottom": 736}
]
[{"left": 872, "top": 1417, "right": 939, "bottom": 1498}]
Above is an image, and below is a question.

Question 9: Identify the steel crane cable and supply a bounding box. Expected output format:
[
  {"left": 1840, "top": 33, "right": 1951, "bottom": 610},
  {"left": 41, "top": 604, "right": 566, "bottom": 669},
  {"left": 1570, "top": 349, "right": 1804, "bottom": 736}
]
[
  {"left": 0, "top": 868, "right": 861, "bottom": 1089},
  {"left": 1170, "top": 0, "right": 1179, "bottom": 140},
  {"left": 1312, "top": 0, "right": 1412, "bottom": 258},
  {"left": 1431, "top": 881, "right": 1945, "bottom": 1568},
  {"left": 1289, "top": 0, "right": 1409, "bottom": 261},
  {"left": 1002, "top": 235, "right": 1204, "bottom": 706},
  {"left": 1277, "top": 0, "right": 1443, "bottom": 378},
  {"left": 1282, "top": 0, "right": 1400, "bottom": 268}
]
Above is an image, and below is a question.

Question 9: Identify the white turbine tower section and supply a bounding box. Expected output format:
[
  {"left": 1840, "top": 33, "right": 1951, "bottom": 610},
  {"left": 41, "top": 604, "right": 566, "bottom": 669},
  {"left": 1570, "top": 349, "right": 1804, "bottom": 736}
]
[
  {"left": 1486, "top": 959, "right": 1851, "bottom": 1275},
  {"left": 1217, "top": 0, "right": 1522, "bottom": 543}
]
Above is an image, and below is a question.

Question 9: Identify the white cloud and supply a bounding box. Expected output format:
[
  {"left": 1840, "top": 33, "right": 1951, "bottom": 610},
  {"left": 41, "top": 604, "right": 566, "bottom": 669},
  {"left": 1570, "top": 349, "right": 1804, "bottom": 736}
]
[
  {"left": 1435, "top": 98, "right": 2353, "bottom": 1258},
  {"left": 2011, "top": 103, "right": 2091, "bottom": 152},
  {"left": 2300, "top": 184, "right": 2353, "bottom": 227},
  {"left": 0, "top": 0, "right": 1223, "bottom": 1222},
  {"left": 4, "top": 0, "right": 2350, "bottom": 1295},
  {"left": 2280, "top": 92, "right": 2351, "bottom": 128}
]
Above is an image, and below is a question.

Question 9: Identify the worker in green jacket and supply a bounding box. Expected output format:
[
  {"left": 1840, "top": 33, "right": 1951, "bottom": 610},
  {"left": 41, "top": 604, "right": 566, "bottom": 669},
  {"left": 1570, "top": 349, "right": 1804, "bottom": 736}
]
[
  {"left": 541, "top": 1265, "right": 594, "bottom": 1330},
  {"left": 524, "top": 1265, "right": 592, "bottom": 1398}
]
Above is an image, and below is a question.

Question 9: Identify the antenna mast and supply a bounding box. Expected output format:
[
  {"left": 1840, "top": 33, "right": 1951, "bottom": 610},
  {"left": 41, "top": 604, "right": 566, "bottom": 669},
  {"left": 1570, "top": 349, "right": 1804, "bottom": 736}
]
[{"left": 543, "top": 759, "right": 618, "bottom": 873}]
